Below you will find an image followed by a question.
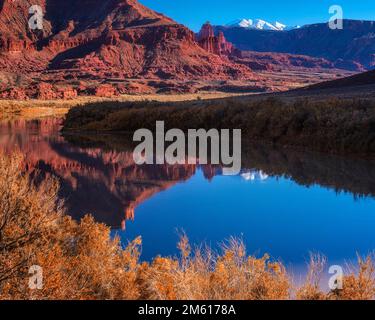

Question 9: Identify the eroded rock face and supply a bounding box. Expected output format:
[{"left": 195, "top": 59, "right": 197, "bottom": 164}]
[
  {"left": 57, "top": 86, "right": 78, "bottom": 99},
  {"left": 35, "top": 83, "right": 57, "bottom": 100},
  {"left": 94, "top": 84, "right": 118, "bottom": 97},
  {"left": 0, "top": 0, "right": 254, "bottom": 99},
  {"left": 196, "top": 22, "right": 348, "bottom": 74},
  {"left": 0, "top": 83, "right": 78, "bottom": 100},
  {"left": 0, "top": 87, "right": 28, "bottom": 100},
  {"left": 197, "top": 22, "right": 235, "bottom": 57},
  {"left": 214, "top": 20, "right": 375, "bottom": 71},
  {"left": 235, "top": 51, "right": 344, "bottom": 72}
]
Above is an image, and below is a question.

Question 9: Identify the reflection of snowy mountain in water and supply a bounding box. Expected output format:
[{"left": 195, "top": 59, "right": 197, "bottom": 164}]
[
  {"left": 2, "top": 117, "right": 375, "bottom": 237},
  {"left": 240, "top": 170, "right": 269, "bottom": 181}
]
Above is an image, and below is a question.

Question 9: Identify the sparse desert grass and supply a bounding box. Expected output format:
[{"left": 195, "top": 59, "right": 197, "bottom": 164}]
[
  {"left": 0, "top": 92, "right": 247, "bottom": 120},
  {"left": 0, "top": 99, "right": 76, "bottom": 120},
  {"left": 63, "top": 96, "right": 375, "bottom": 156},
  {"left": 1, "top": 153, "right": 375, "bottom": 300}
]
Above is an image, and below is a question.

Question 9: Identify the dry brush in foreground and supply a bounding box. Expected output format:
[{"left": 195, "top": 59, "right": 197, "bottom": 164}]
[{"left": 0, "top": 153, "right": 375, "bottom": 300}]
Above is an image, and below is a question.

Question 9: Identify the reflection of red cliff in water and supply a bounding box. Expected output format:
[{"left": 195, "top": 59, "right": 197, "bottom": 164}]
[{"left": 0, "top": 118, "right": 201, "bottom": 228}]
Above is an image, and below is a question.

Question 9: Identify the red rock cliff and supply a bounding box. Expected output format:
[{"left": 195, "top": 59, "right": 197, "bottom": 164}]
[
  {"left": 0, "top": 0, "right": 253, "bottom": 97},
  {"left": 197, "top": 22, "right": 235, "bottom": 57}
]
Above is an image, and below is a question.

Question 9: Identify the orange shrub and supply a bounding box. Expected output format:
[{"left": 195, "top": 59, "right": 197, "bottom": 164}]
[{"left": 1, "top": 153, "right": 375, "bottom": 300}]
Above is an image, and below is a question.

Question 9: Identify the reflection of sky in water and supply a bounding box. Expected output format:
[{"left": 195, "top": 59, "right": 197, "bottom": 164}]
[
  {"left": 117, "top": 168, "right": 375, "bottom": 284},
  {"left": 2, "top": 118, "right": 375, "bottom": 286}
]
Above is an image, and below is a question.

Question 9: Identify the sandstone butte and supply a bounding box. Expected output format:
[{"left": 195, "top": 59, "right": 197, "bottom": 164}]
[{"left": 0, "top": 0, "right": 258, "bottom": 100}]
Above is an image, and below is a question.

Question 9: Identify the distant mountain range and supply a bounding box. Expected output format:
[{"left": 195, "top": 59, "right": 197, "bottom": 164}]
[
  {"left": 214, "top": 20, "right": 375, "bottom": 70},
  {"left": 226, "top": 19, "right": 300, "bottom": 31},
  {"left": 0, "top": 1, "right": 373, "bottom": 99}
]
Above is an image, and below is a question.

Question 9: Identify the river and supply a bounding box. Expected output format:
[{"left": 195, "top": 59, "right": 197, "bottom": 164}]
[{"left": 1, "top": 116, "right": 375, "bottom": 285}]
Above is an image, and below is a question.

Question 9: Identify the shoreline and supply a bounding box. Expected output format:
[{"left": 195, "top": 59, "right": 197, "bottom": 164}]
[
  {"left": 3, "top": 82, "right": 374, "bottom": 120},
  {"left": 61, "top": 87, "right": 375, "bottom": 158},
  {"left": 0, "top": 92, "right": 252, "bottom": 120},
  {"left": 3, "top": 85, "right": 375, "bottom": 159}
]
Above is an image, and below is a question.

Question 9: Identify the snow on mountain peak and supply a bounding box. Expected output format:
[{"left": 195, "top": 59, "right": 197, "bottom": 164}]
[
  {"left": 227, "top": 19, "right": 299, "bottom": 31},
  {"left": 274, "top": 21, "right": 287, "bottom": 30}
]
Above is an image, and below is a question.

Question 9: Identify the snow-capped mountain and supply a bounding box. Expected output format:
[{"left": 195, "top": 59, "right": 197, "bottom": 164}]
[{"left": 226, "top": 19, "right": 299, "bottom": 31}]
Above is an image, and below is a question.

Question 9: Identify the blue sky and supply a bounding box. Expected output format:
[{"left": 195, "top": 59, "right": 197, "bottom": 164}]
[{"left": 140, "top": 0, "right": 375, "bottom": 31}]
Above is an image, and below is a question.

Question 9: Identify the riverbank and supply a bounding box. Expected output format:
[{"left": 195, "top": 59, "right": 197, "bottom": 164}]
[
  {"left": 0, "top": 92, "right": 249, "bottom": 120},
  {"left": 63, "top": 89, "right": 375, "bottom": 157}
]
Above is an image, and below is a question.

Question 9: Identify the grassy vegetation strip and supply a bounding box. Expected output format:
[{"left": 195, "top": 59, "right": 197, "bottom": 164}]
[{"left": 63, "top": 97, "right": 375, "bottom": 156}]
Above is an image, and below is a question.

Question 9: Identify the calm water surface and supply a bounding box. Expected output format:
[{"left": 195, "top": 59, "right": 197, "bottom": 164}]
[{"left": 1, "top": 117, "right": 375, "bottom": 281}]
